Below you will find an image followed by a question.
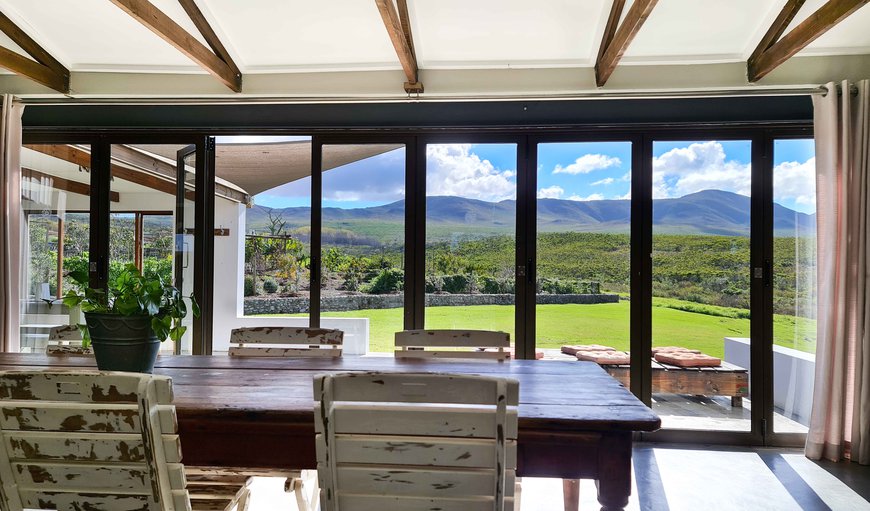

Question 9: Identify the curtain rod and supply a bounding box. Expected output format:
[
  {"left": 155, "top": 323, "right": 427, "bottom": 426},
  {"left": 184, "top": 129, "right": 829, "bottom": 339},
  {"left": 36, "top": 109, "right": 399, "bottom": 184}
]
[
  {"left": 819, "top": 83, "right": 860, "bottom": 97},
  {"left": 17, "top": 86, "right": 828, "bottom": 106}
]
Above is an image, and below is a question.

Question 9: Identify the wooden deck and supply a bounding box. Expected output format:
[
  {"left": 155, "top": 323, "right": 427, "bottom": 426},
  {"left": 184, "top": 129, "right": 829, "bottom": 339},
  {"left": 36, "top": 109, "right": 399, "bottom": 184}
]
[{"left": 603, "top": 359, "right": 750, "bottom": 406}]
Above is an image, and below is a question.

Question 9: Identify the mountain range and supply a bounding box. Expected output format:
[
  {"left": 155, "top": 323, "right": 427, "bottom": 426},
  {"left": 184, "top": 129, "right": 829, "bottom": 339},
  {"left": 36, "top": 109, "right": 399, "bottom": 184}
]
[{"left": 247, "top": 189, "right": 815, "bottom": 239}]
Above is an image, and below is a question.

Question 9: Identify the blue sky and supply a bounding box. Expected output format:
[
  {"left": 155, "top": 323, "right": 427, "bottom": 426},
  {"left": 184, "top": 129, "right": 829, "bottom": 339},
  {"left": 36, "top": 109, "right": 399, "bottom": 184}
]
[{"left": 251, "top": 139, "right": 816, "bottom": 214}]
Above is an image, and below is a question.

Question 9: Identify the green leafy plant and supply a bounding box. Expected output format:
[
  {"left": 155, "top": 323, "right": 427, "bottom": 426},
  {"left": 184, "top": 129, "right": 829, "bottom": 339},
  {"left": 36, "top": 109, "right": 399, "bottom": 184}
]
[
  {"left": 263, "top": 278, "right": 278, "bottom": 294},
  {"left": 62, "top": 263, "right": 199, "bottom": 347}
]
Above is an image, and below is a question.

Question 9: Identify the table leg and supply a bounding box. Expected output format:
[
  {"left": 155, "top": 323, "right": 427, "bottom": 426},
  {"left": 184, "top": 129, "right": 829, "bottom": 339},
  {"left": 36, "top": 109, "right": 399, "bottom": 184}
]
[
  {"left": 595, "top": 432, "right": 631, "bottom": 511},
  {"left": 563, "top": 479, "right": 579, "bottom": 511}
]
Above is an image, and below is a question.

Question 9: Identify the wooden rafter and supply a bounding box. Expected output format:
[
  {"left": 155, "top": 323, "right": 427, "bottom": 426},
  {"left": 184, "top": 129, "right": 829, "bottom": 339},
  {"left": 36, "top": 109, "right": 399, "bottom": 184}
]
[
  {"left": 110, "top": 144, "right": 249, "bottom": 204},
  {"left": 375, "top": 0, "right": 423, "bottom": 93},
  {"left": 176, "top": 0, "right": 241, "bottom": 85},
  {"left": 21, "top": 167, "right": 120, "bottom": 202},
  {"left": 27, "top": 144, "right": 191, "bottom": 200},
  {"left": 595, "top": 0, "right": 659, "bottom": 87},
  {"left": 109, "top": 0, "right": 242, "bottom": 92},
  {"left": 597, "top": 0, "right": 626, "bottom": 67},
  {"left": 0, "top": 11, "right": 69, "bottom": 93},
  {"left": 25, "top": 144, "right": 249, "bottom": 205},
  {"left": 749, "top": 0, "right": 870, "bottom": 82}
]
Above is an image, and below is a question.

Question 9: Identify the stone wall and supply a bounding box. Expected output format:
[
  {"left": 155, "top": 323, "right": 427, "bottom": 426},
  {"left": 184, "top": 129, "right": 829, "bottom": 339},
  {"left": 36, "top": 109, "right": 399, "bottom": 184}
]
[{"left": 244, "top": 293, "right": 619, "bottom": 315}]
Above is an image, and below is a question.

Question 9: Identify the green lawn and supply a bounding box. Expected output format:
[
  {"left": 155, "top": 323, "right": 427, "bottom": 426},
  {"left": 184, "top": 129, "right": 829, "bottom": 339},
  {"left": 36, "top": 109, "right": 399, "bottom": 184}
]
[{"left": 272, "top": 300, "right": 816, "bottom": 358}]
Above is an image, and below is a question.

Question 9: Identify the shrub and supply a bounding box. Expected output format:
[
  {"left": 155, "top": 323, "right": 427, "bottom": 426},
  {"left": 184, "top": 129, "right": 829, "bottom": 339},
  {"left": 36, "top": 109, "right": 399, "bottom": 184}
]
[
  {"left": 263, "top": 278, "right": 278, "bottom": 293},
  {"left": 365, "top": 268, "right": 403, "bottom": 294},
  {"left": 244, "top": 276, "right": 257, "bottom": 296},
  {"left": 538, "top": 278, "right": 578, "bottom": 294},
  {"left": 480, "top": 276, "right": 514, "bottom": 294},
  {"left": 342, "top": 268, "right": 362, "bottom": 291},
  {"left": 442, "top": 274, "right": 472, "bottom": 294},
  {"left": 537, "top": 278, "right": 600, "bottom": 295},
  {"left": 425, "top": 275, "right": 444, "bottom": 293},
  {"left": 142, "top": 257, "right": 173, "bottom": 283}
]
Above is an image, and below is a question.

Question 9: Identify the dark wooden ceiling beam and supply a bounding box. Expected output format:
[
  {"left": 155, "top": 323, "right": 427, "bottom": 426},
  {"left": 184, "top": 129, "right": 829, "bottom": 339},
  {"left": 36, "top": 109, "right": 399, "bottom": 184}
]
[
  {"left": 375, "top": 0, "right": 423, "bottom": 93},
  {"left": 748, "top": 0, "right": 806, "bottom": 71},
  {"left": 597, "top": 0, "right": 626, "bottom": 67},
  {"left": 109, "top": 0, "right": 242, "bottom": 92},
  {"left": 177, "top": 0, "right": 241, "bottom": 84},
  {"left": 595, "top": 0, "right": 659, "bottom": 87},
  {"left": 22, "top": 167, "right": 120, "bottom": 202},
  {"left": 749, "top": 0, "right": 870, "bottom": 82},
  {"left": 0, "top": 11, "right": 69, "bottom": 93}
]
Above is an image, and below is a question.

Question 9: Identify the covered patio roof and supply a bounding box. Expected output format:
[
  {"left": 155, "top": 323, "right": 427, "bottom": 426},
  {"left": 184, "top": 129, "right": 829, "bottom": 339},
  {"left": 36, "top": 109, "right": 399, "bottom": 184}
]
[{"left": 0, "top": 0, "right": 867, "bottom": 100}]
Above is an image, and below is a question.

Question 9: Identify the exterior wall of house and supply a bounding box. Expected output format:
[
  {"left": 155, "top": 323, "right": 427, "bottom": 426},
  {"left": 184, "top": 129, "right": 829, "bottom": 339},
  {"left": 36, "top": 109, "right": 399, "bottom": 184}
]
[{"left": 209, "top": 200, "right": 369, "bottom": 355}]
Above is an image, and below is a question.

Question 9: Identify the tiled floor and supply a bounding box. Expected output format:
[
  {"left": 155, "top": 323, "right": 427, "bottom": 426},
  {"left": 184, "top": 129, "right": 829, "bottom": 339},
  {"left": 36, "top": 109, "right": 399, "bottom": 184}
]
[{"left": 245, "top": 445, "right": 870, "bottom": 511}]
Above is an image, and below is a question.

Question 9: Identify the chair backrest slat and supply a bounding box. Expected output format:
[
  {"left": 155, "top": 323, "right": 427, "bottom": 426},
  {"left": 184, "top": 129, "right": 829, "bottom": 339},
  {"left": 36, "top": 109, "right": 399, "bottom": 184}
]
[
  {"left": 394, "top": 330, "right": 511, "bottom": 360},
  {"left": 314, "top": 372, "right": 518, "bottom": 511},
  {"left": 229, "top": 327, "right": 343, "bottom": 358},
  {"left": 46, "top": 326, "right": 92, "bottom": 356},
  {"left": 0, "top": 371, "right": 190, "bottom": 511},
  {"left": 47, "top": 325, "right": 82, "bottom": 343}
]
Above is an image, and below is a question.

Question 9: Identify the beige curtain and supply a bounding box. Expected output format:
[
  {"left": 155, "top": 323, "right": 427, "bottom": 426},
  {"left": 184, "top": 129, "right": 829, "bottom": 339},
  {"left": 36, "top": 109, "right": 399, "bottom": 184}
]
[
  {"left": 807, "top": 80, "right": 870, "bottom": 464},
  {"left": 0, "top": 95, "right": 24, "bottom": 353}
]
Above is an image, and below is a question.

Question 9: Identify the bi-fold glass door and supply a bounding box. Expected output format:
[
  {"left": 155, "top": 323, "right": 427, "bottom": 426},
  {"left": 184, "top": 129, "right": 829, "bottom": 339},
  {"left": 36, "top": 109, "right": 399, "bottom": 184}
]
[
  {"left": 310, "top": 136, "right": 414, "bottom": 354},
  {"left": 16, "top": 138, "right": 214, "bottom": 355},
  {"left": 305, "top": 131, "right": 813, "bottom": 444},
  {"left": 527, "top": 133, "right": 771, "bottom": 443}
]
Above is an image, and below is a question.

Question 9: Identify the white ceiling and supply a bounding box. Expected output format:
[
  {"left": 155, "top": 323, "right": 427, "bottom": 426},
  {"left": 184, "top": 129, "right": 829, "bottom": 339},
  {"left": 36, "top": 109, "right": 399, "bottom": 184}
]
[{"left": 0, "top": 0, "right": 868, "bottom": 98}]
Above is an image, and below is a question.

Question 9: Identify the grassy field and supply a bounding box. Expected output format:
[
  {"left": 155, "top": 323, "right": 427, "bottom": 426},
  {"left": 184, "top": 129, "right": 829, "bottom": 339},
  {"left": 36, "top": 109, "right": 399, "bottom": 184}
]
[{"left": 269, "top": 299, "right": 816, "bottom": 358}]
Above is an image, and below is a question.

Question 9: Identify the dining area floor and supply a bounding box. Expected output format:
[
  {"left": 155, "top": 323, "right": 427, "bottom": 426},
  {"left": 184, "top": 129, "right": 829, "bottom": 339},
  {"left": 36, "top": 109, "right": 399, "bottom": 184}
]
[{"left": 246, "top": 444, "right": 870, "bottom": 511}]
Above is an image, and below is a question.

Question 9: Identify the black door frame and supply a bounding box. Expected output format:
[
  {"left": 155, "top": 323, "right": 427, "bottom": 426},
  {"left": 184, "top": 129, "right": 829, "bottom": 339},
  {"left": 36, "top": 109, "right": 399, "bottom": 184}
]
[
  {"left": 21, "top": 133, "right": 215, "bottom": 355},
  {"left": 21, "top": 122, "right": 815, "bottom": 446},
  {"left": 309, "top": 135, "right": 418, "bottom": 330}
]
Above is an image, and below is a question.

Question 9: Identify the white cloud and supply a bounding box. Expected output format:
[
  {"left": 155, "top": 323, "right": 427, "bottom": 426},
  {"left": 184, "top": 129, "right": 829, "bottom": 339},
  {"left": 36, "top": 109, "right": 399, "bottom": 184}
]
[
  {"left": 258, "top": 147, "right": 407, "bottom": 206},
  {"left": 774, "top": 157, "right": 816, "bottom": 207},
  {"left": 554, "top": 154, "right": 621, "bottom": 175},
  {"left": 568, "top": 193, "right": 605, "bottom": 201},
  {"left": 537, "top": 185, "right": 564, "bottom": 199},
  {"left": 426, "top": 144, "right": 516, "bottom": 201},
  {"left": 591, "top": 177, "right": 615, "bottom": 186},
  {"left": 652, "top": 141, "right": 750, "bottom": 199}
]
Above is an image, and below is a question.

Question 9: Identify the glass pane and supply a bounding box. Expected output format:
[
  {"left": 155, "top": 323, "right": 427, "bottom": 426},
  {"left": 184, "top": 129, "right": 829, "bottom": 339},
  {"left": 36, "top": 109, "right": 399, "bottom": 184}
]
[
  {"left": 320, "top": 144, "right": 406, "bottom": 354},
  {"left": 424, "top": 143, "right": 517, "bottom": 349},
  {"left": 109, "top": 144, "right": 192, "bottom": 354},
  {"left": 536, "top": 142, "right": 632, "bottom": 369},
  {"left": 18, "top": 144, "right": 92, "bottom": 352},
  {"left": 772, "top": 139, "right": 817, "bottom": 434},
  {"left": 177, "top": 150, "right": 196, "bottom": 355},
  {"left": 651, "top": 140, "right": 752, "bottom": 431},
  {"left": 214, "top": 136, "right": 312, "bottom": 354}
]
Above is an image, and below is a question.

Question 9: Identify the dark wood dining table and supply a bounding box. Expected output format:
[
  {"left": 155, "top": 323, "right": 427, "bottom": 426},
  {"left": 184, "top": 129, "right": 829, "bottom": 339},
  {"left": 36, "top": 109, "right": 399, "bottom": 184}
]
[{"left": 0, "top": 353, "right": 660, "bottom": 510}]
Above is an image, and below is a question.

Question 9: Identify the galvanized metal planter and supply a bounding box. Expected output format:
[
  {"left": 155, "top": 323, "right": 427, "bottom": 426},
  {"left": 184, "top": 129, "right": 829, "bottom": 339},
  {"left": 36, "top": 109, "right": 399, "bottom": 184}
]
[{"left": 85, "top": 312, "right": 160, "bottom": 373}]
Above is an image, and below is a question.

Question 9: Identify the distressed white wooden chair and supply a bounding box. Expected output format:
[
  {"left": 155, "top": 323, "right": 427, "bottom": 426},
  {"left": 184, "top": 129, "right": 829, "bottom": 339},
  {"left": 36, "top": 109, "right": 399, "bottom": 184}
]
[
  {"left": 45, "top": 325, "right": 93, "bottom": 356},
  {"left": 0, "top": 370, "right": 250, "bottom": 511},
  {"left": 314, "top": 372, "right": 519, "bottom": 511},
  {"left": 229, "top": 327, "right": 344, "bottom": 357},
  {"left": 394, "top": 329, "right": 511, "bottom": 360},
  {"left": 226, "top": 326, "right": 344, "bottom": 511}
]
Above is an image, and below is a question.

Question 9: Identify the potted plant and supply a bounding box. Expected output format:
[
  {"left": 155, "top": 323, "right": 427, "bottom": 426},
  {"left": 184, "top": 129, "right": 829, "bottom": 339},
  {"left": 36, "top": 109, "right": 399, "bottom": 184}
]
[{"left": 62, "top": 263, "right": 199, "bottom": 373}]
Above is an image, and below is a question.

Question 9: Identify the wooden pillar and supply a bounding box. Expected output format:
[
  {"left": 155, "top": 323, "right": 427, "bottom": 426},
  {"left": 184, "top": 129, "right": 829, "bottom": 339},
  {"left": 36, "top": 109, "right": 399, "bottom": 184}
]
[
  {"left": 56, "top": 217, "right": 64, "bottom": 298},
  {"left": 134, "top": 213, "right": 144, "bottom": 272}
]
